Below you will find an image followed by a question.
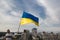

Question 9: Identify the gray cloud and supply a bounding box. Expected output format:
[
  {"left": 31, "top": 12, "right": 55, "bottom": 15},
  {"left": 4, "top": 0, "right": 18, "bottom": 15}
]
[
  {"left": 0, "top": 0, "right": 60, "bottom": 32},
  {"left": 37, "top": 0, "right": 60, "bottom": 27}
]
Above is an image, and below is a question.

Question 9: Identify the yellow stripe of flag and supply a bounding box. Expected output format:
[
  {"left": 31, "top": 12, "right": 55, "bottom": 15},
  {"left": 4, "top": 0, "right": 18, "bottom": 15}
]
[{"left": 20, "top": 18, "right": 39, "bottom": 26}]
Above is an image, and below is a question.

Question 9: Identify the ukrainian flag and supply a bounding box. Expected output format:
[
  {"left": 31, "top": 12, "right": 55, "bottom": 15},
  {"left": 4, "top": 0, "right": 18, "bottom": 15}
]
[{"left": 20, "top": 12, "right": 39, "bottom": 26}]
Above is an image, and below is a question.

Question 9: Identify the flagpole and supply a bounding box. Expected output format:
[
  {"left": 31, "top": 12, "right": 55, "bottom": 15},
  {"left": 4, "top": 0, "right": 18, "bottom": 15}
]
[
  {"left": 17, "top": 11, "right": 21, "bottom": 33},
  {"left": 17, "top": 23, "right": 20, "bottom": 33}
]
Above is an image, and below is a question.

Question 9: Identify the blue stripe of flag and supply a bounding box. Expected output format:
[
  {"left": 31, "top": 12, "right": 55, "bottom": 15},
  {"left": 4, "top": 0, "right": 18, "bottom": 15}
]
[{"left": 22, "top": 12, "right": 39, "bottom": 23}]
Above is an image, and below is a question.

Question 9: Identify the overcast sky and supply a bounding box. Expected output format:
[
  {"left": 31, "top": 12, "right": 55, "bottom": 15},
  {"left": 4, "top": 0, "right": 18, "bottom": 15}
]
[{"left": 0, "top": 0, "right": 60, "bottom": 32}]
